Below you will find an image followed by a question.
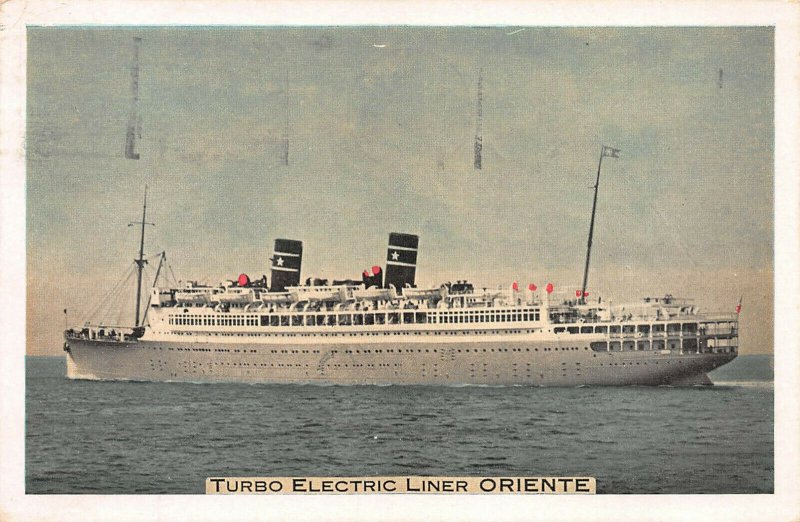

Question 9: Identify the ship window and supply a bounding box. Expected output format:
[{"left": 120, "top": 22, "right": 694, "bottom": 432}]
[
  {"left": 554, "top": 327, "right": 565, "bottom": 334},
  {"left": 637, "top": 324, "right": 650, "bottom": 334},
  {"left": 609, "top": 341, "right": 621, "bottom": 351},
  {"left": 622, "top": 325, "right": 635, "bottom": 334},
  {"left": 567, "top": 327, "right": 579, "bottom": 334},
  {"left": 609, "top": 325, "right": 621, "bottom": 333},
  {"left": 667, "top": 323, "right": 681, "bottom": 334},
  {"left": 683, "top": 338, "right": 698, "bottom": 352},
  {"left": 594, "top": 325, "right": 607, "bottom": 333},
  {"left": 580, "top": 326, "right": 593, "bottom": 334},
  {"left": 623, "top": 341, "right": 635, "bottom": 351},
  {"left": 652, "top": 340, "right": 665, "bottom": 350},
  {"left": 682, "top": 323, "right": 698, "bottom": 333},
  {"left": 590, "top": 342, "right": 607, "bottom": 352},
  {"left": 652, "top": 324, "right": 665, "bottom": 333},
  {"left": 637, "top": 340, "right": 650, "bottom": 351}
]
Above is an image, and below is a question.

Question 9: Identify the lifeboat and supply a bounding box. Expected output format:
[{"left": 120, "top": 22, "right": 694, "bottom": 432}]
[
  {"left": 403, "top": 287, "right": 444, "bottom": 300},
  {"left": 352, "top": 286, "right": 397, "bottom": 301},
  {"left": 259, "top": 292, "right": 297, "bottom": 304},
  {"left": 174, "top": 291, "right": 212, "bottom": 304},
  {"left": 216, "top": 288, "right": 255, "bottom": 304},
  {"left": 289, "top": 286, "right": 342, "bottom": 302}
]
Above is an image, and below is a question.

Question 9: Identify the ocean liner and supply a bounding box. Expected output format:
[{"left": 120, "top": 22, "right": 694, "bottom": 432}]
[{"left": 64, "top": 149, "right": 739, "bottom": 386}]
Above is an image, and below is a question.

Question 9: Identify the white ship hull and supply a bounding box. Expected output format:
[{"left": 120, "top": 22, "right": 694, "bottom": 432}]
[{"left": 65, "top": 335, "right": 736, "bottom": 386}]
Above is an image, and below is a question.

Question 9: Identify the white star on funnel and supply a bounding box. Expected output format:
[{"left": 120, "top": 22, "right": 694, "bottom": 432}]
[
  {"left": 391, "top": 251, "right": 400, "bottom": 261},
  {"left": 277, "top": 257, "right": 284, "bottom": 266}
]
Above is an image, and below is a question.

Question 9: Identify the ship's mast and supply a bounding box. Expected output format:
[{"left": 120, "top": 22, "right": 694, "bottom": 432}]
[
  {"left": 141, "top": 251, "right": 166, "bottom": 326},
  {"left": 130, "top": 186, "right": 153, "bottom": 327},
  {"left": 580, "top": 145, "right": 618, "bottom": 304}
]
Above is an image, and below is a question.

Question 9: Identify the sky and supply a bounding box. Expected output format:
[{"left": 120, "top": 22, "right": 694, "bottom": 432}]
[{"left": 25, "top": 26, "right": 774, "bottom": 355}]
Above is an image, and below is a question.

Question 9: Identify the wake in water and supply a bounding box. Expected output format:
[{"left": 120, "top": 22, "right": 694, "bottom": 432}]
[{"left": 711, "top": 380, "right": 774, "bottom": 388}]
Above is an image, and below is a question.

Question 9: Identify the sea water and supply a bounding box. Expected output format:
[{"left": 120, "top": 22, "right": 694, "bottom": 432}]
[{"left": 25, "top": 355, "right": 773, "bottom": 494}]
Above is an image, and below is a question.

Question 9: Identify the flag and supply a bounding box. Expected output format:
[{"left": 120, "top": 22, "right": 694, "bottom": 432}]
[
  {"left": 602, "top": 146, "right": 620, "bottom": 158},
  {"left": 736, "top": 296, "right": 743, "bottom": 314},
  {"left": 512, "top": 281, "right": 519, "bottom": 292},
  {"left": 575, "top": 290, "right": 581, "bottom": 297},
  {"left": 546, "top": 283, "right": 554, "bottom": 294},
  {"left": 528, "top": 283, "right": 537, "bottom": 291}
]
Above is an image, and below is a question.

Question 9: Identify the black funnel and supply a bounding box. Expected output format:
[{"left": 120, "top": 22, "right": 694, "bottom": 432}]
[
  {"left": 384, "top": 233, "right": 418, "bottom": 293},
  {"left": 270, "top": 239, "right": 303, "bottom": 292}
]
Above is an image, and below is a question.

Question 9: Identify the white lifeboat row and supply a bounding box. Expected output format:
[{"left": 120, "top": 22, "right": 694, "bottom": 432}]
[
  {"left": 168, "top": 283, "right": 438, "bottom": 308},
  {"left": 163, "top": 282, "right": 555, "bottom": 310}
]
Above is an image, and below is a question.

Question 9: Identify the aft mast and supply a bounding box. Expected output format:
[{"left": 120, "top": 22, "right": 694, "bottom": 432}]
[{"left": 580, "top": 145, "right": 619, "bottom": 304}]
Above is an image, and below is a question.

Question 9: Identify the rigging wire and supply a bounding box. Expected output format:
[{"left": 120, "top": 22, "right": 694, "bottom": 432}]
[
  {"left": 142, "top": 253, "right": 166, "bottom": 325},
  {"left": 168, "top": 263, "right": 179, "bottom": 288},
  {"left": 96, "top": 265, "right": 137, "bottom": 325},
  {"left": 80, "top": 251, "right": 188, "bottom": 328},
  {"left": 111, "top": 280, "right": 129, "bottom": 327},
  {"left": 82, "top": 262, "right": 137, "bottom": 324},
  {"left": 134, "top": 262, "right": 157, "bottom": 325}
]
